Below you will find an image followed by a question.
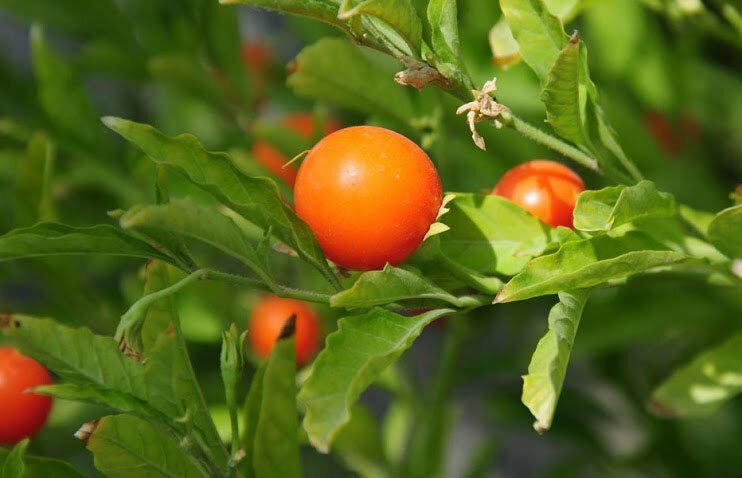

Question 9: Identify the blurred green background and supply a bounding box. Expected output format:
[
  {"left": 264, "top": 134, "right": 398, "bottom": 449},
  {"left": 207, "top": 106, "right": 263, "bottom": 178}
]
[{"left": 0, "top": 0, "right": 740, "bottom": 476}]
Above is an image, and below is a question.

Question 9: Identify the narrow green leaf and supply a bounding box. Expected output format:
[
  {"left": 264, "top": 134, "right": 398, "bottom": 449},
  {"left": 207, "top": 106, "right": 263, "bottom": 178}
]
[
  {"left": 102, "top": 117, "right": 337, "bottom": 286},
  {"left": 140, "top": 261, "right": 181, "bottom": 352},
  {"left": 522, "top": 289, "right": 590, "bottom": 433},
  {"left": 120, "top": 199, "right": 266, "bottom": 278},
  {"left": 299, "top": 307, "right": 450, "bottom": 452},
  {"left": 707, "top": 204, "right": 742, "bottom": 259},
  {"left": 340, "top": 0, "right": 422, "bottom": 54},
  {"left": 438, "top": 193, "right": 554, "bottom": 276},
  {"left": 219, "top": 0, "right": 345, "bottom": 28},
  {"left": 499, "top": 0, "right": 569, "bottom": 83},
  {"left": 30, "top": 25, "right": 107, "bottom": 152},
  {"left": 288, "top": 38, "right": 417, "bottom": 127},
  {"left": 87, "top": 414, "right": 209, "bottom": 478},
  {"left": 331, "top": 265, "right": 469, "bottom": 309},
  {"left": 540, "top": 34, "right": 588, "bottom": 147},
  {"left": 14, "top": 132, "right": 56, "bottom": 227},
  {"left": 651, "top": 333, "right": 742, "bottom": 418},
  {"left": 243, "top": 333, "right": 301, "bottom": 478},
  {"left": 573, "top": 180, "right": 677, "bottom": 232},
  {"left": 1, "top": 439, "right": 28, "bottom": 478},
  {"left": 496, "top": 231, "right": 687, "bottom": 303},
  {"left": 0, "top": 448, "right": 87, "bottom": 478},
  {"left": 0, "top": 223, "right": 177, "bottom": 265}
]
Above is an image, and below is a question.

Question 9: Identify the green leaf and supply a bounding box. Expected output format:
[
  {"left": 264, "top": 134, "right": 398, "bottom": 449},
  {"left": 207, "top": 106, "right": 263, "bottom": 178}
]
[
  {"left": 140, "top": 261, "right": 183, "bottom": 352},
  {"left": 102, "top": 117, "right": 338, "bottom": 287},
  {"left": 30, "top": 25, "right": 107, "bottom": 152},
  {"left": 287, "top": 38, "right": 417, "bottom": 127},
  {"left": 651, "top": 333, "right": 742, "bottom": 418},
  {"left": 427, "top": 0, "right": 460, "bottom": 61},
  {"left": 87, "top": 414, "right": 209, "bottom": 478},
  {"left": 0, "top": 223, "right": 178, "bottom": 265},
  {"left": 339, "top": 0, "right": 422, "bottom": 55},
  {"left": 540, "top": 34, "right": 589, "bottom": 148},
  {"left": 1, "top": 439, "right": 28, "bottom": 478},
  {"left": 299, "top": 307, "right": 450, "bottom": 452},
  {"left": 438, "top": 193, "right": 554, "bottom": 276},
  {"left": 331, "top": 265, "right": 475, "bottom": 309},
  {"left": 119, "top": 199, "right": 267, "bottom": 278},
  {"left": 707, "top": 204, "right": 742, "bottom": 259},
  {"left": 1, "top": 315, "right": 227, "bottom": 472},
  {"left": 488, "top": 17, "right": 521, "bottom": 68},
  {"left": 495, "top": 231, "right": 687, "bottom": 303},
  {"left": 242, "top": 332, "right": 302, "bottom": 478},
  {"left": 219, "top": 0, "right": 345, "bottom": 28},
  {"left": 522, "top": 289, "right": 590, "bottom": 433},
  {"left": 573, "top": 180, "right": 677, "bottom": 233},
  {"left": 14, "top": 132, "right": 56, "bottom": 227},
  {"left": 0, "top": 448, "right": 87, "bottom": 478},
  {"left": 499, "top": 0, "right": 568, "bottom": 83}
]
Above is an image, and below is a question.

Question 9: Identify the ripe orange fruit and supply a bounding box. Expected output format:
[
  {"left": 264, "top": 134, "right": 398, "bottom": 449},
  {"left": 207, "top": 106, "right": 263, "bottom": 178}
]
[
  {"left": 294, "top": 126, "right": 442, "bottom": 270},
  {"left": 248, "top": 295, "right": 322, "bottom": 366},
  {"left": 0, "top": 347, "right": 53, "bottom": 445},
  {"left": 492, "top": 160, "right": 585, "bottom": 228}
]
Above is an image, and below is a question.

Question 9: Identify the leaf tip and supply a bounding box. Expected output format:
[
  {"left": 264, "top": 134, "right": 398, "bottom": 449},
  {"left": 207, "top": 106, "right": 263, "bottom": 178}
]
[
  {"left": 278, "top": 314, "right": 297, "bottom": 340},
  {"left": 100, "top": 116, "right": 120, "bottom": 130}
]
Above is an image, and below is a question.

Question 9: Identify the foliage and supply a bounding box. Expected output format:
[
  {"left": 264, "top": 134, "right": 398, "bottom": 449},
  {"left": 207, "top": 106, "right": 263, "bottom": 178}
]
[{"left": 0, "top": 0, "right": 740, "bottom": 476}]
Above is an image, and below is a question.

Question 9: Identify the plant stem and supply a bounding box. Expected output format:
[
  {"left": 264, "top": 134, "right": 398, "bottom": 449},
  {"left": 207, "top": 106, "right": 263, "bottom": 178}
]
[
  {"left": 206, "top": 270, "right": 333, "bottom": 304},
  {"left": 510, "top": 115, "right": 600, "bottom": 173}
]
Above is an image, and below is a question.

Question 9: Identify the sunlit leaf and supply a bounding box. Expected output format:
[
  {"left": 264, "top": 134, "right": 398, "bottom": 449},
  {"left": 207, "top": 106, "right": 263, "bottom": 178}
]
[
  {"left": 573, "top": 180, "right": 677, "bottom": 232},
  {"left": 331, "top": 265, "right": 473, "bottom": 309},
  {"left": 496, "top": 231, "right": 687, "bottom": 303},
  {"left": 87, "top": 414, "right": 209, "bottom": 478},
  {"left": 339, "top": 0, "right": 422, "bottom": 55},
  {"left": 299, "top": 307, "right": 450, "bottom": 452},
  {"left": 499, "top": 0, "right": 568, "bottom": 83},
  {"left": 438, "top": 193, "right": 554, "bottom": 276},
  {"left": 540, "top": 34, "right": 589, "bottom": 147},
  {"left": 651, "top": 333, "right": 742, "bottom": 418},
  {"left": 522, "top": 289, "right": 590, "bottom": 433},
  {"left": 707, "top": 204, "right": 742, "bottom": 259}
]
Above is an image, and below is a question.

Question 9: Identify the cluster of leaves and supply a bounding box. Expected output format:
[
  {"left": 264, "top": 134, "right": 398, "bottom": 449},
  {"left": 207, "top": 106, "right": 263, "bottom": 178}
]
[{"left": 0, "top": 0, "right": 740, "bottom": 476}]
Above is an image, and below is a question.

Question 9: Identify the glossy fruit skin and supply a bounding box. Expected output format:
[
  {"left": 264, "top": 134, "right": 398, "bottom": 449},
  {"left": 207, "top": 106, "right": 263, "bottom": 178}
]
[
  {"left": 294, "top": 126, "right": 443, "bottom": 271},
  {"left": 252, "top": 113, "right": 340, "bottom": 186},
  {"left": 492, "top": 160, "right": 585, "bottom": 228},
  {"left": 248, "top": 296, "right": 322, "bottom": 366},
  {"left": 0, "top": 347, "right": 53, "bottom": 445}
]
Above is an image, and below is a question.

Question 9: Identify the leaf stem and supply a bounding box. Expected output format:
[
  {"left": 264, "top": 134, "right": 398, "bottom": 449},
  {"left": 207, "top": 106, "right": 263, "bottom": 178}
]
[{"left": 509, "top": 115, "right": 600, "bottom": 173}]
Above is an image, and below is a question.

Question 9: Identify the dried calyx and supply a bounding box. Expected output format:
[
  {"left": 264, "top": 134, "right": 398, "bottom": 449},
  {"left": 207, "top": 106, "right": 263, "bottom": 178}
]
[{"left": 456, "top": 78, "right": 511, "bottom": 150}]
